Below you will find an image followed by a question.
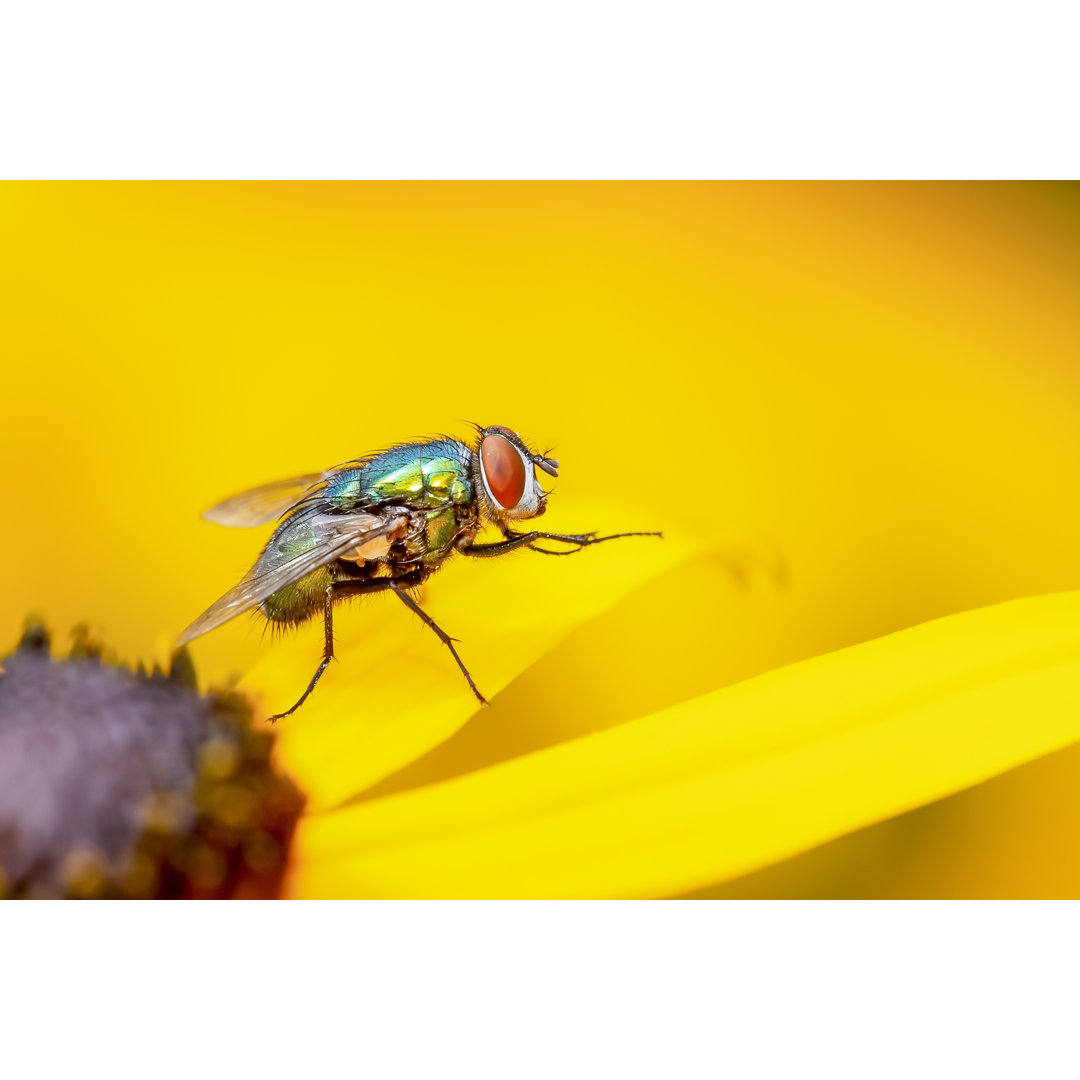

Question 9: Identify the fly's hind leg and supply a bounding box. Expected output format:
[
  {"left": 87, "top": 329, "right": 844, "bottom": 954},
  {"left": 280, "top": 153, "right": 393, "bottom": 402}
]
[{"left": 267, "top": 577, "right": 393, "bottom": 722}]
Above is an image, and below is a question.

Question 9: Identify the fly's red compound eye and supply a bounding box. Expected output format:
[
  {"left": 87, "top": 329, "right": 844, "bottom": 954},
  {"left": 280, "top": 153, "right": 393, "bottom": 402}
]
[{"left": 481, "top": 433, "right": 527, "bottom": 509}]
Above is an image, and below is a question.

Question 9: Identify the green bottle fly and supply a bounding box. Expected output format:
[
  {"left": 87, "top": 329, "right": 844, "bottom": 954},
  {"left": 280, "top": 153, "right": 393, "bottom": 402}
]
[{"left": 179, "top": 424, "right": 659, "bottom": 720}]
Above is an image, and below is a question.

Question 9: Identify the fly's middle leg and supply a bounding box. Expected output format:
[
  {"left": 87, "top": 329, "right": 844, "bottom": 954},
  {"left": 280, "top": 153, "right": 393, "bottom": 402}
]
[{"left": 389, "top": 581, "right": 488, "bottom": 706}]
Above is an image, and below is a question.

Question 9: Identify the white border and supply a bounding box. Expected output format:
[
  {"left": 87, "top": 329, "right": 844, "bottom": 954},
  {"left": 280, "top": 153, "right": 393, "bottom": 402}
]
[
  {"left": 3, "top": 903, "right": 1077, "bottom": 1078},
  {"left": 2, "top": 2, "right": 1078, "bottom": 177}
]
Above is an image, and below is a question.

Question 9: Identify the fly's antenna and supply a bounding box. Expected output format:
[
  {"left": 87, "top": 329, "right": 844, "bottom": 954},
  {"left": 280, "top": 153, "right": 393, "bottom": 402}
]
[
  {"left": 531, "top": 446, "right": 560, "bottom": 477},
  {"left": 532, "top": 453, "right": 559, "bottom": 477}
]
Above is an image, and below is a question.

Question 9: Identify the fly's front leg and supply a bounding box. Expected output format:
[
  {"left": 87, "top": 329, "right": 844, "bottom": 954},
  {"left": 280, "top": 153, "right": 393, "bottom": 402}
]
[
  {"left": 267, "top": 577, "right": 394, "bottom": 722},
  {"left": 461, "top": 529, "right": 662, "bottom": 558}
]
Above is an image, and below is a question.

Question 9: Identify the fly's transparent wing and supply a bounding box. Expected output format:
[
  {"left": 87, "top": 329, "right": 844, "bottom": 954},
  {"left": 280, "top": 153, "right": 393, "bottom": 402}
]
[
  {"left": 177, "top": 508, "right": 409, "bottom": 645},
  {"left": 201, "top": 473, "right": 325, "bottom": 528}
]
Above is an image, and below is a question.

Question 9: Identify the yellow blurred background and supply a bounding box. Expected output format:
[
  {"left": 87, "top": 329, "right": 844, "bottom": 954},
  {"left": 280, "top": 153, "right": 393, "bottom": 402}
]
[{"left": 3, "top": 182, "right": 1080, "bottom": 897}]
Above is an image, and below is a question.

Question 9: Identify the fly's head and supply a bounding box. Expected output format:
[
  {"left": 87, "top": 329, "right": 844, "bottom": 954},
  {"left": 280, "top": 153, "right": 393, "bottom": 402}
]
[{"left": 472, "top": 424, "right": 560, "bottom": 526}]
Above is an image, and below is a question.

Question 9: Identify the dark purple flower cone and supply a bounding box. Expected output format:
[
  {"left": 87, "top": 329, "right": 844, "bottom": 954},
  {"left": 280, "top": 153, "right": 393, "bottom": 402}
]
[{"left": 0, "top": 621, "right": 304, "bottom": 899}]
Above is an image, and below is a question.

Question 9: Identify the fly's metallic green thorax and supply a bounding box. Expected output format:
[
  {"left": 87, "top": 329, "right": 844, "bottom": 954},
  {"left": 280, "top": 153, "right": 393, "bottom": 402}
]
[
  {"left": 324, "top": 439, "right": 475, "bottom": 512},
  {"left": 180, "top": 424, "right": 659, "bottom": 721}
]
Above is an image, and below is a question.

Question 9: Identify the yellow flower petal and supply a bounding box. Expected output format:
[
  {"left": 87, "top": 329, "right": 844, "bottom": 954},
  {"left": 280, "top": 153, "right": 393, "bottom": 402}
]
[
  {"left": 288, "top": 589, "right": 1080, "bottom": 897},
  {"left": 244, "top": 505, "right": 696, "bottom": 809}
]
